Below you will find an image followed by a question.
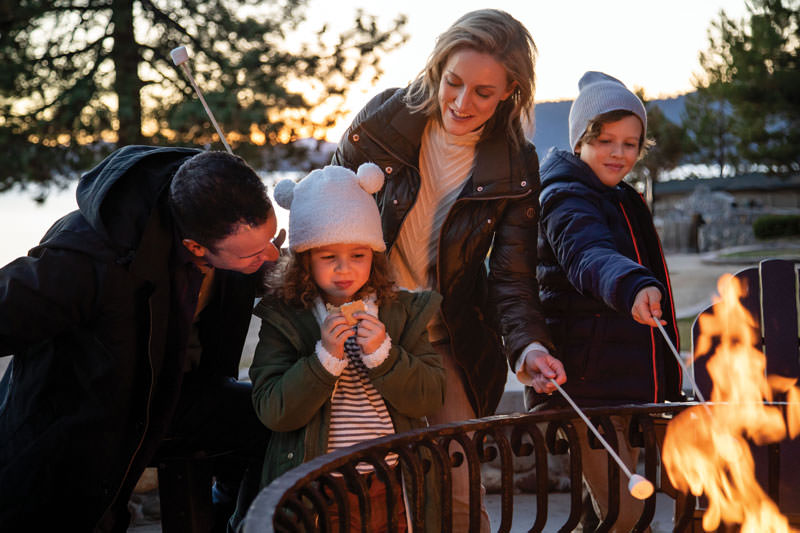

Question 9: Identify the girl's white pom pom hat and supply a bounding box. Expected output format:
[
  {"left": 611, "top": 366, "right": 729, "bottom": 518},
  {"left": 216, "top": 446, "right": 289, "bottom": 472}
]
[{"left": 273, "top": 163, "right": 386, "bottom": 253}]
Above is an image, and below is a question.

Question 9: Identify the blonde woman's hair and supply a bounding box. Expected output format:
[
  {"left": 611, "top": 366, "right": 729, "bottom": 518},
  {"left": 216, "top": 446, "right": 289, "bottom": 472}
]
[{"left": 404, "top": 9, "right": 537, "bottom": 150}]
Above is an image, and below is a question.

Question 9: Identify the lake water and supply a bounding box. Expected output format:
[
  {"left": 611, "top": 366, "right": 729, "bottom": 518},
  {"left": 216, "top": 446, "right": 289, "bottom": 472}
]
[{"left": 0, "top": 171, "right": 296, "bottom": 268}]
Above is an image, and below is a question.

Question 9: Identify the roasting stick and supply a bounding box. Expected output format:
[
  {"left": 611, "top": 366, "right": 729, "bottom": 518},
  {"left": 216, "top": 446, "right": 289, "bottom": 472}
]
[
  {"left": 170, "top": 46, "right": 233, "bottom": 154},
  {"left": 548, "top": 378, "right": 654, "bottom": 500},
  {"left": 653, "top": 320, "right": 714, "bottom": 416}
]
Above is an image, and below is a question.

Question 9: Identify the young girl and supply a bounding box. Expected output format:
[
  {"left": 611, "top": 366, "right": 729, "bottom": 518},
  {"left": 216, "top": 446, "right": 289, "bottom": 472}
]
[
  {"left": 534, "top": 71, "right": 683, "bottom": 531},
  {"left": 249, "top": 162, "right": 445, "bottom": 531}
]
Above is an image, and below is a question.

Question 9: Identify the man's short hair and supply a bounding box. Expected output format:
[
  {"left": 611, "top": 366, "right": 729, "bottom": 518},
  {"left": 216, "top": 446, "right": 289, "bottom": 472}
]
[{"left": 169, "top": 151, "right": 273, "bottom": 250}]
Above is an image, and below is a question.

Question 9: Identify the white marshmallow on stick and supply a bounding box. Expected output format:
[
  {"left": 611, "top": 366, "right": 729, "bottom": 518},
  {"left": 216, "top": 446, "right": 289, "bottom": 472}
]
[
  {"left": 170, "top": 46, "right": 233, "bottom": 154},
  {"left": 549, "top": 378, "right": 655, "bottom": 500}
]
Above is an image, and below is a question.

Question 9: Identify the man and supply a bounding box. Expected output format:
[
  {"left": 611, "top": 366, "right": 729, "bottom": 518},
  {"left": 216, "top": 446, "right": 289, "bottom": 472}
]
[{"left": 0, "top": 146, "right": 280, "bottom": 532}]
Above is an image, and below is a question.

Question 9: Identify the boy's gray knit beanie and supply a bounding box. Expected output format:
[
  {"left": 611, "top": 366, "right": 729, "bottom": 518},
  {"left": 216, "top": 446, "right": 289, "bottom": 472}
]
[{"left": 568, "top": 71, "right": 647, "bottom": 151}]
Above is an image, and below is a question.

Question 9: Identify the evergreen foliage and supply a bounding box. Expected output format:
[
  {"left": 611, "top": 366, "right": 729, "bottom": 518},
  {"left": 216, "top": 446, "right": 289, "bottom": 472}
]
[
  {"left": 628, "top": 90, "right": 686, "bottom": 208},
  {"left": 0, "top": 0, "right": 407, "bottom": 190},
  {"left": 681, "top": 88, "right": 740, "bottom": 177},
  {"left": 690, "top": 0, "right": 800, "bottom": 175}
]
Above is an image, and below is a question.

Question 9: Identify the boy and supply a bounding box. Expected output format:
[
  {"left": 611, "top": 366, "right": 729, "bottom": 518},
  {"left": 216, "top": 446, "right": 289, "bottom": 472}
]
[{"left": 532, "top": 71, "right": 682, "bottom": 531}]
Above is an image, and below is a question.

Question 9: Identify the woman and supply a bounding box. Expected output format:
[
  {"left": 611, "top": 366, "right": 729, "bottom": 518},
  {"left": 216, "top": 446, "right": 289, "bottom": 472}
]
[{"left": 333, "top": 9, "right": 565, "bottom": 530}]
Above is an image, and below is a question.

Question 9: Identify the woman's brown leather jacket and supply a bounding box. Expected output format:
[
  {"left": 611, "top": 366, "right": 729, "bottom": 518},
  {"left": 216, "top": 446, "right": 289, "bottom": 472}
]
[{"left": 333, "top": 88, "right": 553, "bottom": 416}]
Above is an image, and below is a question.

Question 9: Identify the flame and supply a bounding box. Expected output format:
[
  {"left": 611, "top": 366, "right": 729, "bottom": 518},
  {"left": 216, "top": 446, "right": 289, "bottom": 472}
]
[{"left": 662, "top": 274, "right": 799, "bottom": 532}]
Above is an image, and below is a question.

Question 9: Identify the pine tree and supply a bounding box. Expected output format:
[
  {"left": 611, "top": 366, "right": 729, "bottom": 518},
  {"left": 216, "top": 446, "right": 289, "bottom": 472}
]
[
  {"left": 695, "top": 0, "right": 799, "bottom": 174},
  {"left": 681, "top": 89, "right": 739, "bottom": 177},
  {"left": 0, "top": 1, "right": 407, "bottom": 190},
  {"left": 628, "top": 90, "right": 685, "bottom": 210}
]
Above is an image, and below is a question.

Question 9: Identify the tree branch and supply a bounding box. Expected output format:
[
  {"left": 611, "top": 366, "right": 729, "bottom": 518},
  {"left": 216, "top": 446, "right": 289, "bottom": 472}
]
[
  {"left": 13, "top": 39, "right": 109, "bottom": 121},
  {"left": 35, "top": 33, "right": 110, "bottom": 63}
]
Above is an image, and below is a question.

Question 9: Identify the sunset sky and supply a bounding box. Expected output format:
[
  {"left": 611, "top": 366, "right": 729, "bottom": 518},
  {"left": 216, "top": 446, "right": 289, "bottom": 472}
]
[
  {"left": 314, "top": 0, "right": 749, "bottom": 140},
  {"left": 0, "top": 0, "right": 754, "bottom": 265}
]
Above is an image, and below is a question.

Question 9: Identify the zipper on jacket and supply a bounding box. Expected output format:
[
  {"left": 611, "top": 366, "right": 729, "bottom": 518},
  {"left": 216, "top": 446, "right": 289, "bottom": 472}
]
[
  {"left": 430, "top": 188, "right": 535, "bottom": 417},
  {"left": 645, "top": 209, "right": 681, "bottom": 343},
  {"left": 645, "top": 205, "right": 683, "bottom": 395},
  {"left": 618, "top": 201, "right": 662, "bottom": 403},
  {"left": 97, "top": 298, "right": 157, "bottom": 528},
  {"left": 618, "top": 196, "right": 684, "bottom": 396}
]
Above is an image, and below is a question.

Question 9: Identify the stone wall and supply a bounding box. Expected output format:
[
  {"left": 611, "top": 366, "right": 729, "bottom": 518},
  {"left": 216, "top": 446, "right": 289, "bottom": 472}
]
[{"left": 656, "top": 185, "right": 800, "bottom": 253}]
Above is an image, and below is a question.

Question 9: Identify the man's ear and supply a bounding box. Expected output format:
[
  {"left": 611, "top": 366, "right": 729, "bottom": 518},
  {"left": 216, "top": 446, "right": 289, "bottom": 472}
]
[{"left": 182, "top": 238, "right": 207, "bottom": 258}]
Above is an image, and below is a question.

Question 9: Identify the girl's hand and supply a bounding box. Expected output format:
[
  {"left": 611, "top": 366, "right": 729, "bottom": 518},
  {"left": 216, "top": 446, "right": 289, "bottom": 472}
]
[
  {"left": 320, "top": 313, "right": 353, "bottom": 359},
  {"left": 353, "top": 312, "right": 386, "bottom": 354},
  {"left": 631, "top": 286, "right": 666, "bottom": 327}
]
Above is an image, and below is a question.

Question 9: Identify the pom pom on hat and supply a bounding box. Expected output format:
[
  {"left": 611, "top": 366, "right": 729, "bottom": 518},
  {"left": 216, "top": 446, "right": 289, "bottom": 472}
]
[
  {"left": 282, "top": 164, "right": 386, "bottom": 253},
  {"left": 568, "top": 71, "right": 647, "bottom": 152},
  {"left": 273, "top": 178, "right": 295, "bottom": 210},
  {"left": 356, "top": 162, "right": 384, "bottom": 195}
]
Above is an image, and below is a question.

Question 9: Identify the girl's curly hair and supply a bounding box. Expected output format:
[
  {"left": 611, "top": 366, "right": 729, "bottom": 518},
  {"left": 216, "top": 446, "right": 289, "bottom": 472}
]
[{"left": 266, "top": 250, "right": 397, "bottom": 309}]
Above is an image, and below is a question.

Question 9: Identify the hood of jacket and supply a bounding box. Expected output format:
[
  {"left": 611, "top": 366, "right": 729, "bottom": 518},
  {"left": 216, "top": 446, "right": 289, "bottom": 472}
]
[
  {"left": 77, "top": 145, "right": 200, "bottom": 250},
  {"left": 540, "top": 148, "right": 611, "bottom": 199},
  {"left": 34, "top": 146, "right": 200, "bottom": 264}
]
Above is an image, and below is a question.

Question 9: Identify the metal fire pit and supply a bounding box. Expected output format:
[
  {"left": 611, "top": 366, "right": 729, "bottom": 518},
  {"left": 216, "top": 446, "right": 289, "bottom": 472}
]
[{"left": 242, "top": 402, "right": 795, "bottom": 532}]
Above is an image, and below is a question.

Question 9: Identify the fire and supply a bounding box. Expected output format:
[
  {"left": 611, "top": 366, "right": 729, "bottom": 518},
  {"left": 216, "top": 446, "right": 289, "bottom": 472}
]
[{"left": 662, "top": 274, "right": 799, "bottom": 533}]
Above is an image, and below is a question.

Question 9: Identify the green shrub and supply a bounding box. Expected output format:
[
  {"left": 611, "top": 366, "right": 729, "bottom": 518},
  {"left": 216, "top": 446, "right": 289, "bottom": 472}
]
[{"left": 753, "top": 214, "right": 800, "bottom": 239}]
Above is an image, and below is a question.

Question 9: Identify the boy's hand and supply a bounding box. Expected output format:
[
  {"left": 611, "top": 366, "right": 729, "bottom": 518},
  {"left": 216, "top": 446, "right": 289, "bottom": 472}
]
[
  {"left": 352, "top": 312, "right": 386, "bottom": 354},
  {"left": 320, "top": 313, "right": 352, "bottom": 360},
  {"left": 631, "top": 286, "right": 666, "bottom": 327},
  {"left": 524, "top": 350, "right": 567, "bottom": 394}
]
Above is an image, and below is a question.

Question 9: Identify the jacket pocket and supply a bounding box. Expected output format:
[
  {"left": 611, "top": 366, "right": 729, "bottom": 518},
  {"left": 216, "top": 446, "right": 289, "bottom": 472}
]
[
  {"left": 553, "top": 316, "right": 599, "bottom": 380},
  {"left": 581, "top": 315, "right": 606, "bottom": 380},
  {"left": 264, "top": 429, "right": 305, "bottom": 484}
]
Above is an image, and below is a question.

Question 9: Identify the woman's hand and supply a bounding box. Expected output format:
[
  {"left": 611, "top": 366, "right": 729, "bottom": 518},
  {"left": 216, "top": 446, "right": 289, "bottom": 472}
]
[
  {"left": 631, "top": 286, "right": 666, "bottom": 327},
  {"left": 524, "top": 349, "right": 567, "bottom": 394},
  {"left": 352, "top": 312, "right": 387, "bottom": 354},
  {"left": 320, "top": 313, "right": 353, "bottom": 359}
]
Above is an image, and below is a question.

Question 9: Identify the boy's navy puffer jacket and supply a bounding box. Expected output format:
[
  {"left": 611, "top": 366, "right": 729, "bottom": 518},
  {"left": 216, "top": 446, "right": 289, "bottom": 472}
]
[{"left": 532, "top": 149, "right": 682, "bottom": 408}]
